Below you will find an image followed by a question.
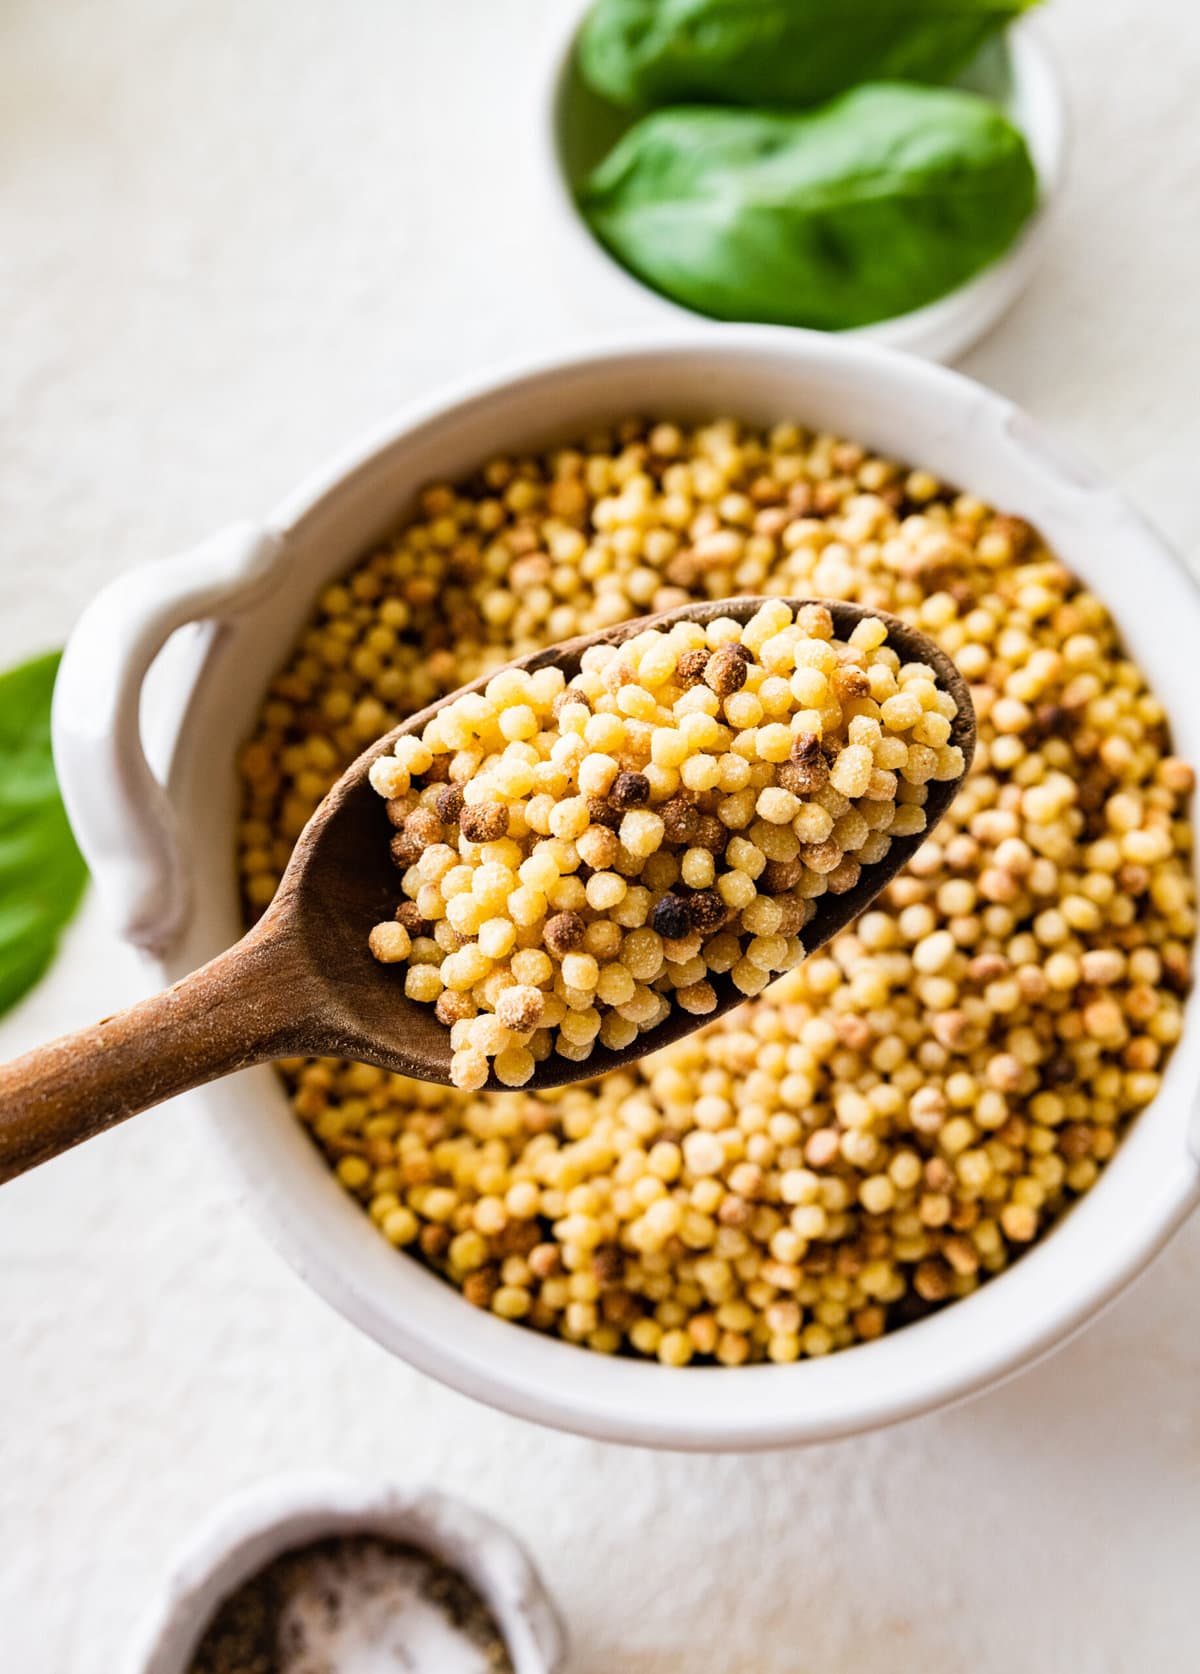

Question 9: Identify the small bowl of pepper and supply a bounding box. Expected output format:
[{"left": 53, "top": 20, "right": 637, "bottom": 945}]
[
  {"left": 124, "top": 1478, "right": 566, "bottom": 1674},
  {"left": 537, "top": 0, "right": 1068, "bottom": 363}
]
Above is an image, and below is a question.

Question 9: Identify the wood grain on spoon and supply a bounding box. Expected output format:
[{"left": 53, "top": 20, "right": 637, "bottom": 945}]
[{"left": 0, "top": 599, "right": 974, "bottom": 1183}]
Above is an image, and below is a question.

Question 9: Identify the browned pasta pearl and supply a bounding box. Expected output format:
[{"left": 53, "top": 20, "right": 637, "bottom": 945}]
[
  {"left": 436, "top": 784, "right": 465, "bottom": 824},
  {"left": 693, "top": 815, "right": 729, "bottom": 855},
  {"left": 704, "top": 644, "right": 750, "bottom": 697},
  {"left": 587, "top": 796, "right": 624, "bottom": 831},
  {"left": 610, "top": 770, "right": 651, "bottom": 810},
  {"left": 544, "top": 910, "right": 587, "bottom": 956},
  {"left": 390, "top": 828, "right": 424, "bottom": 868},
  {"left": 651, "top": 893, "right": 694, "bottom": 939},
  {"left": 459, "top": 802, "right": 508, "bottom": 843},
  {"left": 675, "top": 648, "right": 711, "bottom": 687},
  {"left": 687, "top": 890, "right": 728, "bottom": 935},
  {"left": 394, "top": 901, "right": 427, "bottom": 935}
]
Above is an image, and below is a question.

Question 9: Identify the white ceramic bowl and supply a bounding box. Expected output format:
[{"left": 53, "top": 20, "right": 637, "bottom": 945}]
[
  {"left": 537, "top": 2, "right": 1068, "bottom": 364},
  {"left": 122, "top": 1478, "right": 565, "bottom": 1674},
  {"left": 54, "top": 328, "right": 1200, "bottom": 1450}
]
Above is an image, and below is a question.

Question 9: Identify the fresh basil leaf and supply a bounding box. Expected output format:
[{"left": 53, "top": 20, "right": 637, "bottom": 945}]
[
  {"left": 0, "top": 651, "right": 88, "bottom": 1017},
  {"left": 578, "top": 0, "right": 1040, "bottom": 110},
  {"left": 579, "top": 85, "right": 1038, "bottom": 330}
]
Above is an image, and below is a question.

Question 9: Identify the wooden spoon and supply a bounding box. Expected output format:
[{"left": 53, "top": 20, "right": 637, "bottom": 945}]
[{"left": 0, "top": 599, "right": 974, "bottom": 1183}]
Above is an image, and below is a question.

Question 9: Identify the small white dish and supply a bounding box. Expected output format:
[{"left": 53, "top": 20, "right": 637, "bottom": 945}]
[
  {"left": 536, "top": 2, "right": 1068, "bottom": 364},
  {"left": 123, "top": 1478, "right": 566, "bottom": 1674}
]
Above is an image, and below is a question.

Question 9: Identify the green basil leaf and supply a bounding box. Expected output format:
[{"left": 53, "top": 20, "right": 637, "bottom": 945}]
[
  {"left": 0, "top": 651, "right": 88, "bottom": 1017},
  {"left": 579, "top": 85, "right": 1038, "bottom": 330},
  {"left": 577, "top": 0, "right": 1040, "bottom": 110}
]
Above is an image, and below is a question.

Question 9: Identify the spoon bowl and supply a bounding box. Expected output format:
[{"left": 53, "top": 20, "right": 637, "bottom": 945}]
[
  {"left": 295, "top": 597, "right": 975, "bottom": 1090},
  {"left": 0, "top": 598, "right": 973, "bottom": 1180}
]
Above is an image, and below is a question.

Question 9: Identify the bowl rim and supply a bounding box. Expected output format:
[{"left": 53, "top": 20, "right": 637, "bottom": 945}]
[
  {"left": 80, "top": 326, "right": 1200, "bottom": 1451},
  {"left": 533, "top": 0, "right": 1070, "bottom": 365}
]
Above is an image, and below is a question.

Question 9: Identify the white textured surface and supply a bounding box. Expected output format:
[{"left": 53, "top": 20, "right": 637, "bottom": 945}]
[{"left": 2, "top": 1, "right": 1199, "bottom": 1670}]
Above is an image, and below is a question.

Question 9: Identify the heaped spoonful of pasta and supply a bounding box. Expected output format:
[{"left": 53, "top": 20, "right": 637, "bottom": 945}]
[{"left": 0, "top": 597, "right": 973, "bottom": 1183}]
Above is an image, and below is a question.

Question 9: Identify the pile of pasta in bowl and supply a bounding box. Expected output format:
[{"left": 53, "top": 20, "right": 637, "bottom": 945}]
[{"left": 237, "top": 417, "right": 1194, "bottom": 1369}]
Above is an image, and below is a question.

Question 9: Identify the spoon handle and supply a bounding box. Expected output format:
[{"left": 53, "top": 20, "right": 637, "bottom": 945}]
[{"left": 0, "top": 926, "right": 303, "bottom": 1184}]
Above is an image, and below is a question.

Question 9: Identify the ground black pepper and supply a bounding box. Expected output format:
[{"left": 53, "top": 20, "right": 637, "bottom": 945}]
[{"left": 185, "top": 1535, "right": 514, "bottom": 1674}]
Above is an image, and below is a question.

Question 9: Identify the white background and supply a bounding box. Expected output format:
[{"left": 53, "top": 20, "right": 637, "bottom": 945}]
[{"left": 2, "top": 2, "right": 1199, "bottom": 1670}]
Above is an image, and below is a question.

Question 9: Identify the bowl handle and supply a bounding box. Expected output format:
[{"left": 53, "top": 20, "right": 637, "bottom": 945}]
[{"left": 52, "top": 524, "right": 285, "bottom": 954}]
